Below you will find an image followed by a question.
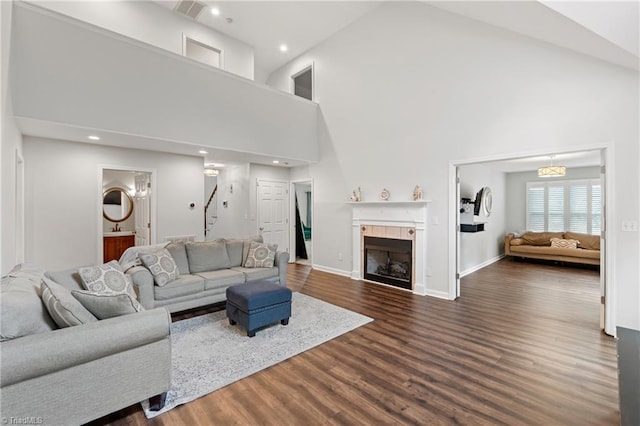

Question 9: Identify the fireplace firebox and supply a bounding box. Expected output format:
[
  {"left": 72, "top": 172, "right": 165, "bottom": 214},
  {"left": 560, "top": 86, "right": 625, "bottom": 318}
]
[{"left": 363, "top": 236, "right": 412, "bottom": 290}]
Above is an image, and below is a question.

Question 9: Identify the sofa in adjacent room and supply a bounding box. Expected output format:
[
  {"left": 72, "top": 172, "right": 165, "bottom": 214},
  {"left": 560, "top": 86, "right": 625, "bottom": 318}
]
[
  {"left": 0, "top": 265, "right": 171, "bottom": 425},
  {"left": 504, "top": 231, "right": 601, "bottom": 266},
  {"left": 126, "top": 237, "right": 290, "bottom": 313}
]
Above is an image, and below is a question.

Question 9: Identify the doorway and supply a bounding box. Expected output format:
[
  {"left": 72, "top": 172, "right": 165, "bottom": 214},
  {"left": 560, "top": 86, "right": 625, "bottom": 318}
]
[
  {"left": 98, "top": 166, "right": 155, "bottom": 263},
  {"left": 449, "top": 146, "right": 614, "bottom": 335},
  {"left": 291, "top": 180, "right": 313, "bottom": 266}
]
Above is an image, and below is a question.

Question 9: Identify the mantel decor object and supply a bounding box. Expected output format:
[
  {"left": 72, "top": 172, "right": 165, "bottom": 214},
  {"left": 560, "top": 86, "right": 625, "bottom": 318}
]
[
  {"left": 412, "top": 185, "right": 423, "bottom": 201},
  {"left": 349, "top": 187, "right": 362, "bottom": 202},
  {"left": 379, "top": 188, "right": 390, "bottom": 201}
]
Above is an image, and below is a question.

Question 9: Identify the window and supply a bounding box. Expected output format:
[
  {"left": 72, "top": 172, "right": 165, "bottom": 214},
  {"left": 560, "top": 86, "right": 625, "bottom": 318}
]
[
  {"left": 292, "top": 65, "right": 313, "bottom": 101},
  {"left": 183, "top": 36, "right": 222, "bottom": 68},
  {"left": 526, "top": 179, "right": 601, "bottom": 235}
]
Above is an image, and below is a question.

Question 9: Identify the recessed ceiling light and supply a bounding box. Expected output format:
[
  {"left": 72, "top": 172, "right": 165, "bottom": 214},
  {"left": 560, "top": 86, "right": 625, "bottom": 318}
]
[
  {"left": 212, "top": 163, "right": 225, "bottom": 167},
  {"left": 211, "top": 7, "right": 220, "bottom": 16},
  {"left": 279, "top": 44, "right": 288, "bottom": 52},
  {"left": 199, "top": 150, "right": 208, "bottom": 154},
  {"left": 88, "top": 135, "right": 100, "bottom": 141},
  {"left": 272, "top": 160, "right": 280, "bottom": 164}
]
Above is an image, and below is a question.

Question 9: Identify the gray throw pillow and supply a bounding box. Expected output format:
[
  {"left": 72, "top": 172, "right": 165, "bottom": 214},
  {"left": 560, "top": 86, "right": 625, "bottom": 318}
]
[
  {"left": 0, "top": 275, "right": 56, "bottom": 341},
  {"left": 71, "top": 291, "right": 144, "bottom": 319},
  {"left": 139, "top": 248, "right": 180, "bottom": 287},
  {"left": 185, "top": 240, "right": 232, "bottom": 273},
  {"left": 243, "top": 241, "right": 277, "bottom": 268},
  {"left": 40, "top": 277, "right": 97, "bottom": 328},
  {"left": 225, "top": 239, "right": 245, "bottom": 267}
]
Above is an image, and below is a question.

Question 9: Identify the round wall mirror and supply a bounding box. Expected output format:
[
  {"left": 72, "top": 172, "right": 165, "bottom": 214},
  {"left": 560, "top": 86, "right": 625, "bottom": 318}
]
[{"left": 103, "top": 187, "right": 134, "bottom": 223}]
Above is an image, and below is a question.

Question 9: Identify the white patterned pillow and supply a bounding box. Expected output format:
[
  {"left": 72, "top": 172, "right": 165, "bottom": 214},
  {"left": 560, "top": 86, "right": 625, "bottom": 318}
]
[
  {"left": 243, "top": 241, "right": 277, "bottom": 268},
  {"left": 139, "top": 249, "right": 179, "bottom": 287},
  {"left": 78, "top": 260, "right": 137, "bottom": 299},
  {"left": 550, "top": 238, "right": 579, "bottom": 249}
]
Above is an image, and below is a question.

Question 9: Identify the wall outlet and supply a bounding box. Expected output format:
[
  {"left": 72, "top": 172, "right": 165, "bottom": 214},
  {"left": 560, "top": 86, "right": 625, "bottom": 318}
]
[
  {"left": 426, "top": 267, "right": 432, "bottom": 277},
  {"left": 621, "top": 221, "right": 638, "bottom": 232},
  {"left": 338, "top": 252, "right": 343, "bottom": 262},
  {"left": 432, "top": 216, "right": 439, "bottom": 225}
]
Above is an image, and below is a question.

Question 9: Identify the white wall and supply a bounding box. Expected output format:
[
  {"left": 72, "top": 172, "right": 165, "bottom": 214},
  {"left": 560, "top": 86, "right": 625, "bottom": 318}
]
[
  {"left": 208, "top": 164, "right": 251, "bottom": 240},
  {"left": 459, "top": 164, "right": 506, "bottom": 275},
  {"left": 23, "top": 137, "right": 204, "bottom": 271},
  {"left": 31, "top": 0, "right": 254, "bottom": 79},
  {"left": 506, "top": 166, "right": 601, "bottom": 233},
  {"left": 1, "top": 0, "right": 24, "bottom": 274},
  {"left": 267, "top": 2, "right": 639, "bottom": 328}
]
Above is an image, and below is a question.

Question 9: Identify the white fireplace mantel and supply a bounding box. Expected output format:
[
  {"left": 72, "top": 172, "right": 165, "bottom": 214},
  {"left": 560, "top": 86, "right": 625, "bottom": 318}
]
[{"left": 349, "top": 200, "right": 431, "bottom": 295}]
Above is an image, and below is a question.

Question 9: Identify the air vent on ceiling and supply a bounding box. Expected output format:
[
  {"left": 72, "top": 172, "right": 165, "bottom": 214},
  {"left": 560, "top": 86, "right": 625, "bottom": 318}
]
[{"left": 174, "top": 0, "right": 206, "bottom": 20}]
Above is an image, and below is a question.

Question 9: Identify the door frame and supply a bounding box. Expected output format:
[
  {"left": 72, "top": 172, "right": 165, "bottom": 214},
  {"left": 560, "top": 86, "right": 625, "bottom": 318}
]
[
  {"left": 97, "top": 165, "right": 157, "bottom": 264},
  {"left": 449, "top": 143, "right": 615, "bottom": 336},
  {"left": 290, "top": 179, "right": 314, "bottom": 265}
]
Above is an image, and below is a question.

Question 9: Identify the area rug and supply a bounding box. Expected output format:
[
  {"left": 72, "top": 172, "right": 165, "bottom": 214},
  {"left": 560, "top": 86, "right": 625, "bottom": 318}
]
[{"left": 142, "top": 292, "right": 373, "bottom": 418}]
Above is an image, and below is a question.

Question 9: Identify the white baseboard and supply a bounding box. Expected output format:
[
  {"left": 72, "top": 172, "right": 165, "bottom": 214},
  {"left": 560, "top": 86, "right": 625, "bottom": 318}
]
[
  {"left": 425, "top": 289, "right": 452, "bottom": 300},
  {"left": 312, "top": 264, "right": 352, "bottom": 278},
  {"left": 460, "top": 254, "right": 505, "bottom": 278}
]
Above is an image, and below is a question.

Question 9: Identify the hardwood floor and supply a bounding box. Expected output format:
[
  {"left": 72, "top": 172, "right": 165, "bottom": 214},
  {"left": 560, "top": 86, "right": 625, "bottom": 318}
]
[{"left": 90, "top": 259, "right": 618, "bottom": 425}]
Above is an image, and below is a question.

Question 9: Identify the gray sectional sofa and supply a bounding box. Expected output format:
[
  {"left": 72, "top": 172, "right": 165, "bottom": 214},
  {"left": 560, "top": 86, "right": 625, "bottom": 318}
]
[
  {"left": 0, "top": 266, "right": 171, "bottom": 425},
  {"left": 127, "top": 238, "right": 289, "bottom": 313}
]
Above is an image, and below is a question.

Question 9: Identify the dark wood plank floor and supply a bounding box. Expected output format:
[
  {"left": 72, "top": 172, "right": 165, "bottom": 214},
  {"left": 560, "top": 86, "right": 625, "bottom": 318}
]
[{"left": 90, "top": 259, "right": 618, "bottom": 425}]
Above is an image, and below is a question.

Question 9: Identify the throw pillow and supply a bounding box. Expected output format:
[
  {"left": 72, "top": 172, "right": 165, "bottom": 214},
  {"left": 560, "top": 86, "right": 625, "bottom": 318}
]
[
  {"left": 521, "top": 232, "right": 564, "bottom": 246},
  {"left": 243, "top": 241, "right": 277, "bottom": 268},
  {"left": 139, "top": 248, "right": 180, "bottom": 287},
  {"left": 242, "top": 235, "right": 264, "bottom": 265},
  {"left": 185, "top": 240, "right": 232, "bottom": 273},
  {"left": 166, "top": 242, "right": 190, "bottom": 275},
  {"left": 71, "top": 291, "right": 143, "bottom": 319},
  {"left": 0, "top": 275, "right": 56, "bottom": 341},
  {"left": 78, "top": 260, "right": 136, "bottom": 298},
  {"left": 550, "top": 238, "right": 579, "bottom": 249},
  {"left": 40, "top": 277, "right": 97, "bottom": 328}
]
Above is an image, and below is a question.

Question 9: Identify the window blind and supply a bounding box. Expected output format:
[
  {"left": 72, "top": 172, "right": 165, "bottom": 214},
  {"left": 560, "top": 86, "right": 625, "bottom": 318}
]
[{"left": 526, "top": 179, "right": 601, "bottom": 235}]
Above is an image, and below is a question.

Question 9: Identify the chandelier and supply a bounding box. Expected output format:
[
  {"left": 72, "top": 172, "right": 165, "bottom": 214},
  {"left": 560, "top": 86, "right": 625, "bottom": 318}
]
[{"left": 538, "top": 156, "right": 566, "bottom": 177}]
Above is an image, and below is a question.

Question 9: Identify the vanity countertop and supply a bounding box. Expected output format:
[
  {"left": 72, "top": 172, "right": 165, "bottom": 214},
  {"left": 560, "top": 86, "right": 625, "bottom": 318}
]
[{"left": 104, "top": 231, "right": 135, "bottom": 237}]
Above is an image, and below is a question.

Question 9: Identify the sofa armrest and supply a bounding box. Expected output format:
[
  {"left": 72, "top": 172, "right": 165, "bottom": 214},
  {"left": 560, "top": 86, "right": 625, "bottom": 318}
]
[
  {"left": 275, "top": 251, "right": 290, "bottom": 286},
  {"left": 505, "top": 233, "right": 514, "bottom": 255},
  {"left": 0, "top": 307, "right": 170, "bottom": 387},
  {"left": 127, "top": 265, "right": 155, "bottom": 309}
]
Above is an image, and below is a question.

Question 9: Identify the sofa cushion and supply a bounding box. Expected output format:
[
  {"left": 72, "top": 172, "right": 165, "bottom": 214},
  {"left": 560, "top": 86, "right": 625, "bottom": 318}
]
[
  {"left": 243, "top": 241, "right": 277, "bottom": 268},
  {"left": 71, "top": 291, "right": 144, "bottom": 319},
  {"left": 550, "top": 238, "right": 579, "bottom": 249},
  {"left": 185, "top": 241, "right": 232, "bottom": 273},
  {"left": 139, "top": 248, "right": 180, "bottom": 287},
  {"left": 153, "top": 275, "right": 204, "bottom": 300},
  {"left": 44, "top": 267, "right": 86, "bottom": 291},
  {"left": 166, "top": 242, "right": 190, "bottom": 274},
  {"left": 564, "top": 231, "right": 600, "bottom": 251},
  {"left": 509, "top": 238, "right": 524, "bottom": 246},
  {"left": 231, "top": 266, "right": 279, "bottom": 282},
  {"left": 0, "top": 275, "right": 56, "bottom": 341},
  {"left": 521, "top": 232, "right": 564, "bottom": 246},
  {"left": 509, "top": 245, "right": 600, "bottom": 259},
  {"left": 225, "top": 239, "right": 246, "bottom": 267},
  {"left": 195, "top": 269, "right": 246, "bottom": 291},
  {"left": 41, "top": 277, "right": 97, "bottom": 327}
]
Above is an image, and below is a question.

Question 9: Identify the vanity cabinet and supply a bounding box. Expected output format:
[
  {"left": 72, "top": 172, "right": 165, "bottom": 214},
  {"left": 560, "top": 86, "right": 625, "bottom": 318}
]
[{"left": 103, "top": 234, "right": 135, "bottom": 262}]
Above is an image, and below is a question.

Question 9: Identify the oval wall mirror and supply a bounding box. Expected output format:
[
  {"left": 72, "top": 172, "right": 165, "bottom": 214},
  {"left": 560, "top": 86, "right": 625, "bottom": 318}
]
[{"left": 103, "top": 187, "right": 134, "bottom": 223}]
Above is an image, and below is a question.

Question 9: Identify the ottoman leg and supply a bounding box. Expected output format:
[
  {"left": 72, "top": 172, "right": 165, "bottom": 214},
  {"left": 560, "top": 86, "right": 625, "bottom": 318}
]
[
  {"left": 229, "top": 318, "right": 236, "bottom": 325},
  {"left": 281, "top": 318, "right": 289, "bottom": 325},
  {"left": 248, "top": 330, "right": 256, "bottom": 337}
]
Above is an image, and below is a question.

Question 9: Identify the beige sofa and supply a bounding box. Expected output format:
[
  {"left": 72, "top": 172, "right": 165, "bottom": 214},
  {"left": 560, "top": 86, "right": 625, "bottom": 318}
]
[{"left": 504, "top": 231, "right": 601, "bottom": 266}]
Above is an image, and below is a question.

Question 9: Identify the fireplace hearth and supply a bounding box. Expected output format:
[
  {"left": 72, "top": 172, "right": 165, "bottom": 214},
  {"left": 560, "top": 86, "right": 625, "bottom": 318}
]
[{"left": 363, "top": 236, "right": 412, "bottom": 290}]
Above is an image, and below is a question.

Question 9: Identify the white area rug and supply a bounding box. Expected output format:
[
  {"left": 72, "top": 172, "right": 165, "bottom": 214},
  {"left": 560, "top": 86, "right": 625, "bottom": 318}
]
[{"left": 142, "top": 292, "right": 373, "bottom": 418}]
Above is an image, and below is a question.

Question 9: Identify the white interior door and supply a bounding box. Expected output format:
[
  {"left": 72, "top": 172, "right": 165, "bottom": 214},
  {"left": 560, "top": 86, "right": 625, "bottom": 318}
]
[
  {"left": 257, "top": 179, "right": 289, "bottom": 252},
  {"left": 599, "top": 151, "right": 606, "bottom": 331},
  {"left": 134, "top": 174, "right": 150, "bottom": 246},
  {"left": 456, "top": 167, "right": 461, "bottom": 298}
]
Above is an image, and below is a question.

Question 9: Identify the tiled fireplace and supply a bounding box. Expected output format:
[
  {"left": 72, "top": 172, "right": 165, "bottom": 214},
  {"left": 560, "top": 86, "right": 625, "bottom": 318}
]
[{"left": 350, "top": 201, "right": 429, "bottom": 295}]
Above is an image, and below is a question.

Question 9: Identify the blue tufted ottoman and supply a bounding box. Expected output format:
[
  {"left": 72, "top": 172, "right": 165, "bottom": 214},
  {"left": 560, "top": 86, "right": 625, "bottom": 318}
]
[{"left": 226, "top": 281, "right": 292, "bottom": 337}]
